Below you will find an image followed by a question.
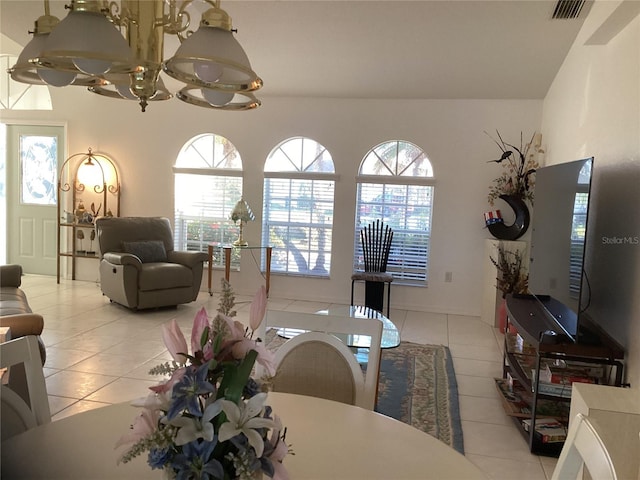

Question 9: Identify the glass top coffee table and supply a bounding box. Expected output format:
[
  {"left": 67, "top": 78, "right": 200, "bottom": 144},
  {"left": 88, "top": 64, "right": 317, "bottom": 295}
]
[{"left": 276, "top": 305, "right": 400, "bottom": 349}]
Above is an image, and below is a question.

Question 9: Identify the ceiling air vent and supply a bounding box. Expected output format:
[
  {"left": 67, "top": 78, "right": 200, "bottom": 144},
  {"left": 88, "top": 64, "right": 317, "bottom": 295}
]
[{"left": 552, "top": 0, "right": 586, "bottom": 19}]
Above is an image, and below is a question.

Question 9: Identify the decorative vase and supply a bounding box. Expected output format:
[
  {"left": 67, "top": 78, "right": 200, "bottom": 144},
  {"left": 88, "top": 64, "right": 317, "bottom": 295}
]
[
  {"left": 497, "top": 297, "right": 508, "bottom": 333},
  {"left": 487, "top": 194, "right": 530, "bottom": 240}
]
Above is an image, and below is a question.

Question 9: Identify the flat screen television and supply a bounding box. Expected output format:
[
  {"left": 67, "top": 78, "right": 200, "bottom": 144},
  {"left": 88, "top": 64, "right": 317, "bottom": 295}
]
[{"left": 527, "top": 157, "right": 594, "bottom": 342}]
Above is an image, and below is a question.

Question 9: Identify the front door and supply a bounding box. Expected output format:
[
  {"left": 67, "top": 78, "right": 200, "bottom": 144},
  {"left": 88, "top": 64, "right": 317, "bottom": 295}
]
[{"left": 5, "top": 124, "right": 64, "bottom": 275}]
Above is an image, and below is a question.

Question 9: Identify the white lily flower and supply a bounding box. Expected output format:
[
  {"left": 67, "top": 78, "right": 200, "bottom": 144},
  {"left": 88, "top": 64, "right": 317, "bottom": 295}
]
[
  {"left": 169, "top": 399, "right": 223, "bottom": 446},
  {"left": 218, "top": 393, "right": 275, "bottom": 458}
]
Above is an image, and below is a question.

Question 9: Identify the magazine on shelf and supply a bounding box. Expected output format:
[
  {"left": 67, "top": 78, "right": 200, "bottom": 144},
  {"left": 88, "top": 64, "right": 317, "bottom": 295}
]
[
  {"left": 521, "top": 418, "right": 568, "bottom": 443},
  {"left": 535, "top": 382, "right": 573, "bottom": 398},
  {"left": 494, "top": 378, "right": 571, "bottom": 419},
  {"left": 539, "top": 363, "right": 603, "bottom": 384},
  {"left": 512, "top": 354, "right": 601, "bottom": 398}
]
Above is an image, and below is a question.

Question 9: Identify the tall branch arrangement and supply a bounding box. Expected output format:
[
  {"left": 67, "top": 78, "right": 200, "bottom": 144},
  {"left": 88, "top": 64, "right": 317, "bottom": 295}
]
[{"left": 486, "top": 131, "right": 541, "bottom": 205}]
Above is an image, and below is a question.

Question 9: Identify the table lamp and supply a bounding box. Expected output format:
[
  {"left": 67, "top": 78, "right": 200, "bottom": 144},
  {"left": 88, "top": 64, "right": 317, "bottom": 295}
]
[{"left": 231, "top": 197, "right": 255, "bottom": 246}]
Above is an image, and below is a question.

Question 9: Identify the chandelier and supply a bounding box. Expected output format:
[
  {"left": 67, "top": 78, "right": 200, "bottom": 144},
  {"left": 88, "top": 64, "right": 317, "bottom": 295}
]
[{"left": 9, "top": 0, "right": 262, "bottom": 112}]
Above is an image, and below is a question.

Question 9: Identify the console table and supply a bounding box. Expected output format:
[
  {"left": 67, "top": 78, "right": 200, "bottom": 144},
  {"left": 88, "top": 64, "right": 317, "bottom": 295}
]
[
  {"left": 500, "top": 294, "right": 625, "bottom": 456},
  {"left": 207, "top": 244, "right": 272, "bottom": 296}
]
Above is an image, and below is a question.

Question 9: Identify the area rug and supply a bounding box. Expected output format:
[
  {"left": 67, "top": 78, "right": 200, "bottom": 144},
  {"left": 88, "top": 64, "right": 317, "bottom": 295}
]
[
  {"left": 375, "top": 341, "right": 464, "bottom": 455},
  {"left": 264, "top": 331, "right": 464, "bottom": 454}
]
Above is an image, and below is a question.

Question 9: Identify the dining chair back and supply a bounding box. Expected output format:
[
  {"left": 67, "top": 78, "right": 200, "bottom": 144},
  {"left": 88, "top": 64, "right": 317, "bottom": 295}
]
[
  {"left": 551, "top": 413, "right": 617, "bottom": 480},
  {"left": 273, "top": 331, "right": 364, "bottom": 406},
  {"left": 1, "top": 335, "right": 51, "bottom": 441},
  {"left": 265, "top": 310, "right": 383, "bottom": 410},
  {"left": 351, "top": 219, "right": 394, "bottom": 316}
]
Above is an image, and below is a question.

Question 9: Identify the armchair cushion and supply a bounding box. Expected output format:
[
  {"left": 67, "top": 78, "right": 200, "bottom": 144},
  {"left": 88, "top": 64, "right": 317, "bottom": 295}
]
[
  {"left": 138, "top": 264, "right": 193, "bottom": 291},
  {"left": 122, "top": 240, "right": 167, "bottom": 263}
]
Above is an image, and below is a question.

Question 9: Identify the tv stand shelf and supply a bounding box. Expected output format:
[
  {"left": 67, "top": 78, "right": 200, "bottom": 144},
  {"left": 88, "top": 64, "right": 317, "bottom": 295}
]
[{"left": 500, "top": 294, "right": 624, "bottom": 456}]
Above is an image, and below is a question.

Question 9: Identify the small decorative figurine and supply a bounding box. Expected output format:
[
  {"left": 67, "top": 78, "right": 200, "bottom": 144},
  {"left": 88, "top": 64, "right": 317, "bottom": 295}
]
[
  {"left": 87, "top": 230, "right": 96, "bottom": 255},
  {"left": 76, "top": 230, "right": 86, "bottom": 254}
]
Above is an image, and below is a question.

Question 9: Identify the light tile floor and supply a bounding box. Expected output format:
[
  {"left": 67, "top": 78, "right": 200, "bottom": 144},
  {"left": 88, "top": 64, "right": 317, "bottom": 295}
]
[{"left": 21, "top": 274, "right": 558, "bottom": 479}]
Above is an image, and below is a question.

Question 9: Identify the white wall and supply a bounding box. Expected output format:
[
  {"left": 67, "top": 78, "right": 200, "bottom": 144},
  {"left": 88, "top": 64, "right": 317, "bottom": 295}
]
[
  {"left": 541, "top": 0, "right": 640, "bottom": 387},
  {"left": 2, "top": 92, "right": 542, "bottom": 316}
]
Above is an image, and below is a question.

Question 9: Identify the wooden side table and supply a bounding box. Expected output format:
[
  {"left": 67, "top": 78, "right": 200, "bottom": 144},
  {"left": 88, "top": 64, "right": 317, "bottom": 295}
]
[{"left": 207, "top": 244, "right": 272, "bottom": 297}]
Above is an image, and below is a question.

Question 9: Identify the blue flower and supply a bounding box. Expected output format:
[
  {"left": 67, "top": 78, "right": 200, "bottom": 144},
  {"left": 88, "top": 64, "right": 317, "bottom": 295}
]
[
  {"left": 167, "top": 363, "right": 215, "bottom": 420},
  {"left": 148, "top": 447, "right": 172, "bottom": 469},
  {"left": 171, "top": 439, "right": 224, "bottom": 480}
]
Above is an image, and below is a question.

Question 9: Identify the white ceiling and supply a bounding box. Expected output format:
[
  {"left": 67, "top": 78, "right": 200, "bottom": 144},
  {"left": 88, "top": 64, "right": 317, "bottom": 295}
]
[{"left": 0, "top": 0, "right": 592, "bottom": 100}]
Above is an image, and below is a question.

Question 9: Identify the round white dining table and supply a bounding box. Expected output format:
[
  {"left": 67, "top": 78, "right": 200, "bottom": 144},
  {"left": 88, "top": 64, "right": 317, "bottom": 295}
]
[{"left": 1, "top": 392, "right": 486, "bottom": 479}]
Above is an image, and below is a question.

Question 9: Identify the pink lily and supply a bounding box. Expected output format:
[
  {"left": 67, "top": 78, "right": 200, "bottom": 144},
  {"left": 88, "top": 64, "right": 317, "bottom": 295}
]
[
  {"left": 191, "top": 307, "right": 210, "bottom": 354},
  {"left": 267, "top": 415, "right": 291, "bottom": 480},
  {"left": 249, "top": 285, "right": 267, "bottom": 331},
  {"left": 162, "top": 319, "right": 188, "bottom": 364},
  {"left": 115, "top": 396, "right": 162, "bottom": 462},
  {"left": 231, "top": 339, "right": 276, "bottom": 376}
]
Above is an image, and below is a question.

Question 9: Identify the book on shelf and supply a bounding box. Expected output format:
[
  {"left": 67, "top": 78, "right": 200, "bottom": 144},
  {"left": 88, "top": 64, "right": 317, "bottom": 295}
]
[
  {"left": 538, "top": 364, "right": 599, "bottom": 385},
  {"left": 512, "top": 354, "right": 601, "bottom": 398},
  {"left": 495, "top": 378, "right": 531, "bottom": 417},
  {"left": 532, "top": 365, "right": 601, "bottom": 398},
  {"left": 522, "top": 418, "right": 567, "bottom": 443},
  {"left": 495, "top": 377, "right": 571, "bottom": 419},
  {"left": 535, "top": 382, "right": 573, "bottom": 398}
]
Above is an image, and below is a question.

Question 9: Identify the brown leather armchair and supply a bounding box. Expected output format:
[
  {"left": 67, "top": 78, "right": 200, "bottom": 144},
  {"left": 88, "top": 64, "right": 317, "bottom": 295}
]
[{"left": 95, "top": 217, "right": 207, "bottom": 310}]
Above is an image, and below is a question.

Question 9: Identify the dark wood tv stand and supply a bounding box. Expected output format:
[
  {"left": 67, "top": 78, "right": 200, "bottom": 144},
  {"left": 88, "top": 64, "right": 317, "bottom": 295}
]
[{"left": 499, "top": 294, "right": 625, "bottom": 456}]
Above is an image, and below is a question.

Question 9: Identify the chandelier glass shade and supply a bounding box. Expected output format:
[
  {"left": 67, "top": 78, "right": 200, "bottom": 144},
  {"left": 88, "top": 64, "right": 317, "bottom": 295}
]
[
  {"left": 163, "top": 18, "right": 263, "bottom": 93},
  {"left": 35, "top": 9, "right": 133, "bottom": 79},
  {"left": 9, "top": 11, "right": 108, "bottom": 87},
  {"left": 9, "top": 0, "right": 262, "bottom": 112}
]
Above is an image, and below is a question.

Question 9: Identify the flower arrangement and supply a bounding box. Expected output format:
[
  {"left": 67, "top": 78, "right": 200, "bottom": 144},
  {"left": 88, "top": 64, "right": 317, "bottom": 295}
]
[
  {"left": 486, "top": 131, "right": 542, "bottom": 205},
  {"left": 116, "top": 280, "right": 291, "bottom": 480},
  {"left": 490, "top": 244, "right": 529, "bottom": 298}
]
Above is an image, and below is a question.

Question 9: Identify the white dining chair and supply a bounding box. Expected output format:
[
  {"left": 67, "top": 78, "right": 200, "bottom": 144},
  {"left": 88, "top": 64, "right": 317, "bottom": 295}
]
[
  {"left": 551, "top": 413, "right": 617, "bottom": 480},
  {"left": 1, "top": 335, "right": 51, "bottom": 441},
  {"left": 264, "top": 310, "right": 383, "bottom": 410}
]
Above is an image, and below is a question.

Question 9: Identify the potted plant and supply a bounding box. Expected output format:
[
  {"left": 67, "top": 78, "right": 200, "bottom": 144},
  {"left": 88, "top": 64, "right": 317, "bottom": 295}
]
[{"left": 490, "top": 244, "right": 529, "bottom": 332}]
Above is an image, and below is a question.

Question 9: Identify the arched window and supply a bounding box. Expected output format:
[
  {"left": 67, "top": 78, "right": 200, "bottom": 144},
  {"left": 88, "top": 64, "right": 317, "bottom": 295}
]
[
  {"left": 173, "top": 134, "right": 243, "bottom": 266},
  {"left": 355, "top": 140, "right": 435, "bottom": 285},
  {"left": 263, "top": 137, "right": 336, "bottom": 277}
]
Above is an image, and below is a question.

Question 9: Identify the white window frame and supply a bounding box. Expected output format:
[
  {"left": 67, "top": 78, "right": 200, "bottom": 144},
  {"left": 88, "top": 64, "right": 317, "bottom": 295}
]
[
  {"left": 173, "top": 134, "right": 244, "bottom": 269},
  {"left": 263, "top": 137, "right": 337, "bottom": 277},
  {"left": 355, "top": 140, "right": 435, "bottom": 286}
]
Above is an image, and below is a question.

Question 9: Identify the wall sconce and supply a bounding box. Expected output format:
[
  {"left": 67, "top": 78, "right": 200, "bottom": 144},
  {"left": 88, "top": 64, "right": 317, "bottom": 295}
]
[{"left": 230, "top": 197, "right": 254, "bottom": 246}]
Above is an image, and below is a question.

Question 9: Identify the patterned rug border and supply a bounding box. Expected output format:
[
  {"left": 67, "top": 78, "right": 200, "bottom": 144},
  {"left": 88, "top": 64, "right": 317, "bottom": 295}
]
[{"left": 441, "top": 343, "right": 464, "bottom": 454}]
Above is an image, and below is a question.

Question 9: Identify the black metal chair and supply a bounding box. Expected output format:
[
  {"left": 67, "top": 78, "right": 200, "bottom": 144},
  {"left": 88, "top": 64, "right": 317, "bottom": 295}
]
[{"left": 351, "top": 219, "right": 394, "bottom": 317}]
